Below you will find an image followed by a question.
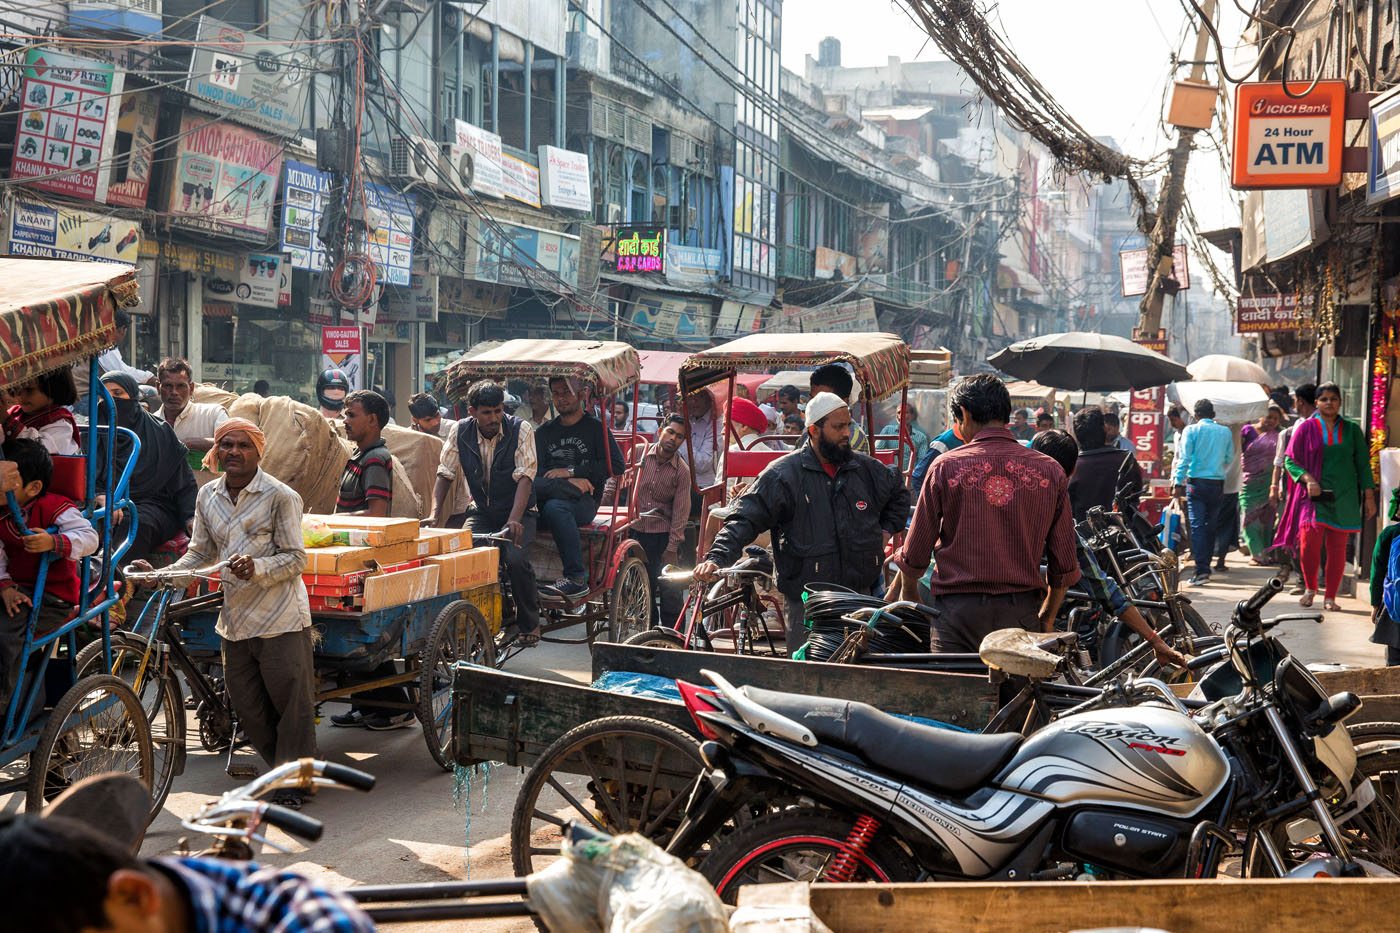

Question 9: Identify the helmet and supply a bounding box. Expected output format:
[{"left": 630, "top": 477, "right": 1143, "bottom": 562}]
[{"left": 316, "top": 368, "right": 351, "bottom": 412}]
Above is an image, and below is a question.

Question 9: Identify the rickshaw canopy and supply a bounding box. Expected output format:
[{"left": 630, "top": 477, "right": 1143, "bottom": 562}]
[
  {"left": 638, "top": 349, "right": 689, "bottom": 388},
  {"left": 679, "top": 332, "right": 910, "bottom": 402},
  {"left": 440, "top": 339, "right": 641, "bottom": 399},
  {"left": 0, "top": 258, "right": 137, "bottom": 390}
]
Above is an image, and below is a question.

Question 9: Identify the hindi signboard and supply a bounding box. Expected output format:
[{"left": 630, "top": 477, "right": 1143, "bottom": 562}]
[
  {"left": 612, "top": 226, "right": 666, "bottom": 274},
  {"left": 1236, "top": 293, "right": 1307, "bottom": 333}
]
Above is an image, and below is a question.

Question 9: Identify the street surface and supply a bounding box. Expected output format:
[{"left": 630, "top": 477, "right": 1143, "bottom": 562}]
[{"left": 126, "top": 556, "right": 1384, "bottom": 931}]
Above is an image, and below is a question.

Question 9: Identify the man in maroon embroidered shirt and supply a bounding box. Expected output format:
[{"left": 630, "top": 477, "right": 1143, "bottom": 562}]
[{"left": 891, "top": 374, "right": 1080, "bottom": 652}]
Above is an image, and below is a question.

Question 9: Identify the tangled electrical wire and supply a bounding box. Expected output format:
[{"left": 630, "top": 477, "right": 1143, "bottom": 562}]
[
  {"left": 896, "top": 0, "right": 1153, "bottom": 222},
  {"left": 799, "top": 586, "right": 932, "bottom": 662}
]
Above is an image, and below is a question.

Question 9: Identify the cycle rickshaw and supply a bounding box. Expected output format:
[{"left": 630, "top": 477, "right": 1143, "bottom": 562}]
[
  {"left": 438, "top": 339, "right": 654, "bottom": 663},
  {"left": 0, "top": 257, "right": 154, "bottom": 813}
]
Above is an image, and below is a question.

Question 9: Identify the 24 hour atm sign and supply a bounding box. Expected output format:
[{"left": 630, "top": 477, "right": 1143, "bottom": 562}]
[{"left": 1232, "top": 81, "right": 1346, "bottom": 189}]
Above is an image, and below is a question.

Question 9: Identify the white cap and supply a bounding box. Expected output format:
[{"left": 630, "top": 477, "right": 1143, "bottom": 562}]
[{"left": 805, "top": 391, "right": 848, "bottom": 428}]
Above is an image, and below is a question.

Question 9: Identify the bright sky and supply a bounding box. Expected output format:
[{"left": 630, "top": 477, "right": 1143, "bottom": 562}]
[{"left": 781, "top": 0, "right": 1249, "bottom": 234}]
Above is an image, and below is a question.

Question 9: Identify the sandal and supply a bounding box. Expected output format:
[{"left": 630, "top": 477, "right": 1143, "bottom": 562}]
[
  {"left": 1299, "top": 591, "right": 1316, "bottom": 608},
  {"left": 517, "top": 631, "right": 541, "bottom": 648},
  {"left": 1324, "top": 600, "right": 1342, "bottom": 612}
]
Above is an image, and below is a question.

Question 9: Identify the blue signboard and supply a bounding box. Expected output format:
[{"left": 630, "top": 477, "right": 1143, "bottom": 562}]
[{"left": 279, "top": 159, "right": 416, "bottom": 287}]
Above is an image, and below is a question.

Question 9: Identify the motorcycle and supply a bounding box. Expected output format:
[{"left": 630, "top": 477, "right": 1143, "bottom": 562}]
[{"left": 664, "top": 576, "right": 1397, "bottom": 900}]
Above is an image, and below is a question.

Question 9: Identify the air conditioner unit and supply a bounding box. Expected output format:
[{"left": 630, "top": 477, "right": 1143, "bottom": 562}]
[
  {"left": 606, "top": 202, "right": 623, "bottom": 224},
  {"left": 444, "top": 142, "right": 475, "bottom": 195},
  {"left": 390, "top": 134, "right": 446, "bottom": 188}
]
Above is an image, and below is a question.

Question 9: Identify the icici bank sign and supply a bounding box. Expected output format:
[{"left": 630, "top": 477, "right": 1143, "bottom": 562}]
[{"left": 1233, "top": 80, "right": 1347, "bottom": 188}]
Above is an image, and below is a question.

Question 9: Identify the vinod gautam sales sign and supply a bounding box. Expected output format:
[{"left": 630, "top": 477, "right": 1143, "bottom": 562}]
[{"left": 1232, "top": 81, "right": 1346, "bottom": 189}]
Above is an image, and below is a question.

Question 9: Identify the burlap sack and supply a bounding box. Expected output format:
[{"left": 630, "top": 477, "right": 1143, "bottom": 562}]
[
  {"left": 228, "top": 395, "right": 346, "bottom": 514},
  {"left": 191, "top": 384, "right": 239, "bottom": 409},
  {"left": 382, "top": 425, "right": 441, "bottom": 520}
]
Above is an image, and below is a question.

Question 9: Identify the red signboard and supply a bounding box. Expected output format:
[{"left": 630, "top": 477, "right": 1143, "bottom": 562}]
[
  {"left": 1127, "top": 409, "right": 1165, "bottom": 478},
  {"left": 1132, "top": 330, "right": 1169, "bottom": 356},
  {"left": 1129, "top": 386, "right": 1163, "bottom": 412},
  {"left": 1236, "top": 293, "right": 1307, "bottom": 333},
  {"left": 1232, "top": 81, "right": 1347, "bottom": 189}
]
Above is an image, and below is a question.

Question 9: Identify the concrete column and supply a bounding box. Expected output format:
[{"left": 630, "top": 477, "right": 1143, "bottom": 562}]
[
  {"left": 555, "top": 55, "right": 566, "bottom": 146},
  {"left": 186, "top": 273, "right": 203, "bottom": 383},
  {"left": 523, "top": 41, "right": 533, "bottom": 151},
  {"left": 490, "top": 25, "right": 500, "bottom": 134}
]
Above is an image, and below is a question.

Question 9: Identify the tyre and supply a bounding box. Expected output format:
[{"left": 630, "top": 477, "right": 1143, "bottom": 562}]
[
  {"left": 1348, "top": 721, "right": 1400, "bottom": 746},
  {"left": 699, "top": 808, "right": 918, "bottom": 904},
  {"left": 74, "top": 634, "right": 185, "bottom": 822},
  {"left": 418, "top": 600, "right": 495, "bottom": 771},
  {"left": 27, "top": 674, "right": 153, "bottom": 813},
  {"left": 1343, "top": 740, "right": 1400, "bottom": 873},
  {"left": 605, "top": 556, "right": 652, "bottom": 644},
  {"left": 510, "top": 716, "right": 704, "bottom": 879},
  {"left": 622, "top": 627, "right": 689, "bottom": 650}
]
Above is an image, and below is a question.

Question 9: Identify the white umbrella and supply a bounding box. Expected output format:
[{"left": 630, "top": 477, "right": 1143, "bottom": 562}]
[{"left": 1187, "top": 354, "right": 1270, "bottom": 385}]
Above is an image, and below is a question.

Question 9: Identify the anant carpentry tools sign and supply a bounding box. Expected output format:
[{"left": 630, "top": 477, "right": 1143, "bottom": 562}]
[{"left": 1232, "top": 80, "right": 1346, "bottom": 189}]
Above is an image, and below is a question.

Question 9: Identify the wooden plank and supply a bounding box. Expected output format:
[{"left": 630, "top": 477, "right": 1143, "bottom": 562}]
[
  {"left": 1351, "top": 695, "right": 1400, "bottom": 726},
  {"left": 1316, "top": 666, "right": 1400, "bottom": 698},
  {"left": 591, "top": 642, "right": 998, "bottom": 730},
  {"left": 774, "top": 879, "right": 1400, "bottom": 932}
]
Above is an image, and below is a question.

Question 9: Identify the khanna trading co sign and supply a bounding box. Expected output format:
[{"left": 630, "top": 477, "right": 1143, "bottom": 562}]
[
  {"left": 1232, "top": 80, "right": 1347, "bottom": 189},
  {"left": 611, "top": 226, "right": 666, "bottom": 274}
]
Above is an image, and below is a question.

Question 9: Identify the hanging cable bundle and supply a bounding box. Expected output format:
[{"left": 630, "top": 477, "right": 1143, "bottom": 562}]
[{"left": 799, "top": 585, "right": 932, "bottom": 662}]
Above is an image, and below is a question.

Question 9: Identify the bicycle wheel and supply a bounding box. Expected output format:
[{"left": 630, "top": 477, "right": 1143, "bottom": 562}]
[
  {"left": 74, "top": 634, "right": 185, "bottom": 822},
  {"left": 27, "top": 674, "right": 153, "bottom": 813}
]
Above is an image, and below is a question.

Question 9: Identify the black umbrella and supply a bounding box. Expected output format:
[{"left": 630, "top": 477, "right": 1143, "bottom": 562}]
[{"left": 987, "top": 331, "right": 1191, "bottom": 392}]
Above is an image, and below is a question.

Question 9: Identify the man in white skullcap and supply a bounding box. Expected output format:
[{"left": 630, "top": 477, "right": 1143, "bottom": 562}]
[{"left": 695, "top": 392, "right": 911, "bottom": 653}]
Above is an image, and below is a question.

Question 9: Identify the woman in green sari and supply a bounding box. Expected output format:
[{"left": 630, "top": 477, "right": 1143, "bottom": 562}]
[{"left": 1239, "top": 404, "right": 1283, "bottom": 563}]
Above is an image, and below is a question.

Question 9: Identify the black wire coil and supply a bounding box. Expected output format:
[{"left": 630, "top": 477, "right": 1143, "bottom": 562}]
[{"left": 800, "top": 585, "right": 932, "bottom": 661}]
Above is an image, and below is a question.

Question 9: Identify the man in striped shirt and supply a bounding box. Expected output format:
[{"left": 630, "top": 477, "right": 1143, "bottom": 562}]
[{"left": 134, "top": 418, "right": 316, "bottom": 781}]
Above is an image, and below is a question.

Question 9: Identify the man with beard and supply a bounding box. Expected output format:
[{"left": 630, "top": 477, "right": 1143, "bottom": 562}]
[
  {"left": 890, "top": 374, "right": 1080, "bottom": 652},
  {"left": 695, "top": 393, "right": 909, "bottom": 653}
]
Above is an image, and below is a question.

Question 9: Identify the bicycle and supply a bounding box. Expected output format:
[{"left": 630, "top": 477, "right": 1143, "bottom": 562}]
[{"left": 623, "top": 545, "right": 785, "bottom": 654}]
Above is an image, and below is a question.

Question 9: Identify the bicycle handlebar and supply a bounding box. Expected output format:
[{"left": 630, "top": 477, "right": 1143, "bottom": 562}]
[{"left": 123, "top": 561, "right": 230, "bottom": 587}]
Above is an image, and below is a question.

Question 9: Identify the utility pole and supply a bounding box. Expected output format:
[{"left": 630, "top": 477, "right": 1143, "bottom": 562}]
[{"left": 1137, "top": 0, "right": 1217, "bottom": 338}]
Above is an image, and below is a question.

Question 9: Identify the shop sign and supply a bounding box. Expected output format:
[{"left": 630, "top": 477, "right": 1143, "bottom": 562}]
[
  {"left": 612, "top": 226, "right": 665, "bottom": 274},
  {"left": 814, "top": 246, "right": 857, "bottom": 280},
  {"left": 103, "top": 89, "right": 158, "bottom": 209},
  {"left": 139, "top": 239, "right": 238, "bottom": 276},
  {"left": 1367, "top": 85, "right": 1400, "bottom": 205},
  {"left": 11, "top": 48, "right": 123, "bottom": 202},
  {"left": 186, "top": 17, "right": 308, "bottom": 137},
  {"left": 1231, "top": 80, "right": 1346, "bottom": 189},
  {"left": 577, "top": 224, "right": 603, "bottom": 295},
  {"left": 379, "top": 262, "right": 439, "bottom": 323},
  {"left": 168, "top": 112, "right": 282, "bottom": 239},
  {"left": 466, "top": 217, "right": 579, "bottom": 289},
  {"left": 715, "top": 300, "right": 764, "bottom": 336},
  {"left": 499, "top": 152, "right": 541, "bottom": 208},
  {"left": 1119, "top": 243, "right": 1190, "bottom": 297},
  {"left": 666, "top": 244, "right": 722, "bottom": 289},
  {"left": 1236, "top": 293, "right": 1308, "bottom": 333},
  {"left": 439, "top": 279, "right": 510, "bottom": 317},
  {"left": 279, "top": 160, "right": 416, "bottom": 286},
  {"left": 537, "top": 145, "right": 591, "bottom": 212},
  {"left": 1127, "top": 409, "right": 1164, "bottom": 475},
  {"left": 1132, "top": 329, "right": 1169, "bottom": 355},
  {"left": 630, "top": 290, "right": 713, "bottom": 339},
  {"left": 789, "top": 297, "right": 879, "bottom": 334},
  {"left": 321, "top": 326, "right": 362, "bottom": 390},
  {"left": 203, "top": 252, "right": 290, "bottom": 309},
  {"left": 454, "top": 119, "right": 504, "bottom": 198},
  {"left": 7, "top": 197, "right": 139, "bottom": 264}
]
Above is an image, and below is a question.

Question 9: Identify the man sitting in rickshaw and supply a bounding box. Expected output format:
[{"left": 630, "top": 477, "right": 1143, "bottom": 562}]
[
  {"left": 535, "top": 376, "right": 623, "bottom": 597},
  {"left": 809, "top": 364, "right": 869, "bottom": 453}
]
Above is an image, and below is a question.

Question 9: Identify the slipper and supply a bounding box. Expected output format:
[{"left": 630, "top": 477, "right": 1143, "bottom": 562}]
[
  {"left": 1299, "top": 591, "right": 1316, "bottom": 608},
  {"left": 517, "top": 631, "right": 541, "bottom": 648},
  {"left": 1324, "top": 600, "right": 1342, "bottom": 612}
]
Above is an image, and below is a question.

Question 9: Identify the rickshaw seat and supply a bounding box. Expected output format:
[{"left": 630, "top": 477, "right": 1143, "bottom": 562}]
[
  {"left": 873, "top": 448, "right": 898, "bottom": 466},
  {"left": 50, "top": 455, "right": 86, "bottom": 503},
  {"left": 726, "top": 448, "right": 785, "bottom": 480}
]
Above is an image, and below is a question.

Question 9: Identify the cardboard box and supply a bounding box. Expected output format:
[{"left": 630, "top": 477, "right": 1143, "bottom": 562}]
[
  {"left": 310, "top": 514, "right": 420, "bottom": 547},
  {"left": 427, "top": 546, "right": 499, "bottom": 595},
  {"left": 417, "top": 527, "right": 472, "bottom": 556},
  {"left": 303, "top": 540, "right": 419, "bottom": 575},
  {"left": 361, "top": 564, "right": 440, "bottom": 612}
]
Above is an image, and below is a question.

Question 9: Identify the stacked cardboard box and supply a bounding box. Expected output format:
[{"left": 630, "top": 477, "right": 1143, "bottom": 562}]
[{"left": 300, "top": 516, "right": 495, "bottom": 612}]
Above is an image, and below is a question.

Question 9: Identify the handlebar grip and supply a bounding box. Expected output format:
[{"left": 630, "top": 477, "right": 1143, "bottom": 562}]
[
  {"left": 1242, "top": 577, "right": 1284, "bottom": 614},
  {"left": 321, "top": 762, "right": 376, "bottom": 791},
  {"left": 260, "top": 804, "right": 324, "bottom": 842}
]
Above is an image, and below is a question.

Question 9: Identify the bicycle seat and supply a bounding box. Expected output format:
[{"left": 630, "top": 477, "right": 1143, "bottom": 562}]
[{"left": 741, "top": 685, "right": 1023, "bottom": 795}]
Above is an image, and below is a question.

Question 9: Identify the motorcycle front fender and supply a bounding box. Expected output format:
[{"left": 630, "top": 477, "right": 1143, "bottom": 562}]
[{"left": 664, "top": 760, "right": 772, "bottom": 861}]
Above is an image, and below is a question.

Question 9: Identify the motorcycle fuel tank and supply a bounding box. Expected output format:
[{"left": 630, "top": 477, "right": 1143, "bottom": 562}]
[{"left": 995, "top": 706, "right": 1228, "bottom": 817}]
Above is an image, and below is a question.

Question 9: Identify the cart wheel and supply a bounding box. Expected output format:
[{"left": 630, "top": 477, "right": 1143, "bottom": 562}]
[
  {"left": 605, "top": 556, "right": 652, "bottom": 644},
  {"left": 74, "top": 634, "right": 185, "bottom": 823},
  {"left": 510, "top": 715, "right": 704, "bottom": 878},
  {"left": 26, "top": 674, "right": 153, "bottom": 813},
  {"left": 418, "top": 600, "right": 496, "bottom": 772},
  {"left": 622, "top": 627, "right": 689, "bottom": 650}
]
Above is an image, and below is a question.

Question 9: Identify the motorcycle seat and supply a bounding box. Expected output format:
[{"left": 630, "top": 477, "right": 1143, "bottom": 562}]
[{"left": 742, "top": 685, "right": 1023, "bottom": 796}]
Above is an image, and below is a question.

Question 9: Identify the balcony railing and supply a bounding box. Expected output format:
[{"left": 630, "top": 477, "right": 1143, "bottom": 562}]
[{"left": 779, "top": 243, "right": 814, "bottom": 280}]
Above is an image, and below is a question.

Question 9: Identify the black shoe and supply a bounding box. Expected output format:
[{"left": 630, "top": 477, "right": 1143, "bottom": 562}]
[
  {"left": 552, "top": 578, "right": 589, "bottom": 598},
  {"left": 364, "top": 712, "right": 415, "bottom": 731},
  {"left": 330, "top": 710, "right": 366, "bottom": 728},
  {"left": 1214, "top": 560, "right": 1229, "bottom": 572},
  {"left": 1187, "top": 573, "right": 1212, "bottom": 587}
]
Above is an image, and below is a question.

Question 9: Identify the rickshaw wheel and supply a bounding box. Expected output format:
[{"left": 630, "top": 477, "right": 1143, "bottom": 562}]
[
  {"left": 510, "top": 716, "right": 705, "bottom": 882},
  {"left": 27, "top": 674, "right": 153, "bottom": 813},
  {"left": 604, "top": 556, "right": 652, "bottom": 644},
  {"left": 622, "top": 627, "right": 689, "bottom": 650},
  {"left": 418, "top": 600, "right": 496, "bottom": 771},
  {"left": 74, "top": 634, "right": 185, "bottom": 823}
]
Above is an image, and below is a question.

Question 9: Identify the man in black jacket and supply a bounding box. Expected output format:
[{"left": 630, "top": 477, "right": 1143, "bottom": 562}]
[
  {"left": 535, "top": 376, "right": 624, "bottom": 597},
  {"left": 1069, "top": 407, "right": 1144, "bottom": 522},
  {"left": 429, "top": 380, "right": 540, "bottom": 637},
  {"left": 695, "top": 392, "right": 910, "bottom": 652}
]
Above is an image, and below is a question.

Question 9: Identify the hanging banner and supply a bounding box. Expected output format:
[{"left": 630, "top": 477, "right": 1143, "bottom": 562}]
[
  {"left": 321, "top": 326, "right": 362, "bottom": 389},
  {"left": 168, "top": 112, "right": 283, "bottom": 239},
  {"left": 454, "top": 118, "right": 504, "bottom": 198},
  {"left": 11, "top": 48, "right": 123, "bottom": 202},
  {"left": 1119, "top": 243, "right": 1190, "bottom": 297},
  {"left": 6, "top": 198, "right": 140, "bottom": 263},
  {"left": 537, "top": 145, "right": 591, "bottom": 211},
  {"left": 499, "top": 152, "right": 541, "bottom": 208},
  {"left": 1236, "top": 293, "right": 1308, "bottom": 333},
  {"left": 186, "top": 16, "right": 308, "bottom": 137},
  {"left": 1231, "top": 80, "right": 1346, "bottom": 189},
  {"left": 203, "top": 252, "right": 289, "bottom": 308},
  {"left": 103, "top": 89, "right": 159, "bottom": 209},
  {"left": 815, "top": 246, "right": 857, "bottom": 280}
]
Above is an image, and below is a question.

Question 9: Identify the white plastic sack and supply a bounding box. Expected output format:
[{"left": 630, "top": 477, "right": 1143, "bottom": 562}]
[
  {"left": 1167, "top": 380, "right": 1269, "bottom": 426},
  {"left": 526, "top": 831, "right": 727, "bottom": 933}
]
